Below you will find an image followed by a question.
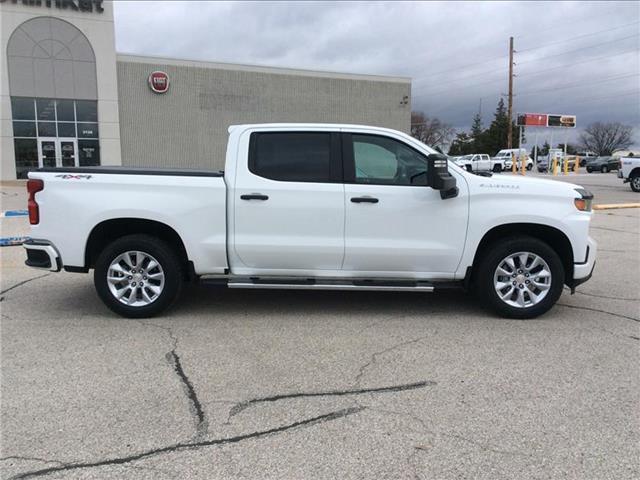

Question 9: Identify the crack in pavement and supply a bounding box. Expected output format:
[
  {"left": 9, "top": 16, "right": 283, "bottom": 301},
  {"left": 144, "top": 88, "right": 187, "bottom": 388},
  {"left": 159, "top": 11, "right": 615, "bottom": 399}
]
[
  {"left": 135, "top": 320, "right": 209, "bottom": 441},
  {"left": 227, "top": 381, "right": 435, "bottom": 421},
  {"left": 557, "top": 303, "right": 640, "bottom": 323},
  {"left": 0, "top": 274, "right": 51, "bottom": 296},
  {"left": 573, "top": 290, "right": 640, "bottom": 302},
  {"left": 355, "top": 334, "right": 434, "bottom": 386},
  {"left": 0, "top": 457, "right": 65, "bottom": 467},
  {"left": 9, "top": 406, "right": 365, "bottom": 480},
  {"left": 165, "top": 350, "right": 208, "bottom": 440},
  {"left": 591, "top": 226, "right": 638, "bottom": 235}
]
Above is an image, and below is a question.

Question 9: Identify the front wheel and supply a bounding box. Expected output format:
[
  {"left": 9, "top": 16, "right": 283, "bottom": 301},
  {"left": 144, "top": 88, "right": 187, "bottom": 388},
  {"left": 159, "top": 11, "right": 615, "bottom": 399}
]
[
  {"left": 475, "top": 237, "right": 564, "bottom": 319},
  {"left": 493, "top": 164, "right": 502, "bottom": 173},
  {"left": 631, "top": 174, "right": 640, "bottom": 192},
  {"left": 94, "top": 234, "right": 183, "bottom": 318},
  {"left": 526, "top": 164, "right": 533, "bottom": 171},
  {"left": 601, "top": 165, "right": 609, "bottom": 173}
]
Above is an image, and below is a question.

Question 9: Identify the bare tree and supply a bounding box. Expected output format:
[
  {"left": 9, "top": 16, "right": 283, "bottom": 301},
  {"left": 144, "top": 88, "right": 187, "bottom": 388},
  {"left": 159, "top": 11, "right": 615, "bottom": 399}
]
[
  {"left": 411, "top": 111, "right": 455, "bottom": 149},
  {"left": 579, "top": 122, "right": 633, "bottom": 156}
]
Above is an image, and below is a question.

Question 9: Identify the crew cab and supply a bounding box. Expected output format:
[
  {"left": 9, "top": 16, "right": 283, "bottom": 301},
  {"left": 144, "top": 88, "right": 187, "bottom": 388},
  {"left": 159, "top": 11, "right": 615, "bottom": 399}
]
[
  {"left": 618, "top": 156, "right": 640, "bottom": 192},
  {"left": 24, "top": 124, "right": 597, "bottom": 319}
]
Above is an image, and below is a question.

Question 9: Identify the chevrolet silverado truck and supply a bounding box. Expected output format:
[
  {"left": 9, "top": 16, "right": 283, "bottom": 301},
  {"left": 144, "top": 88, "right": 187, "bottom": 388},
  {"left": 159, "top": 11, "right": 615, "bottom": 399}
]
[
  {"left": 618, "top": 156, "right": 640, "bottom": 192},
  {"left": 24, "top": 124, "right": 597, "bottom": 319}
]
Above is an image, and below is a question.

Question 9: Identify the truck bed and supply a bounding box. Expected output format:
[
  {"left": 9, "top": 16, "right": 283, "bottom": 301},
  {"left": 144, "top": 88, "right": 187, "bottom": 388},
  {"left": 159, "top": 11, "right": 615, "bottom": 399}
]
[{"left": 29, "top": 167, "right": 228, "bottom": 275}]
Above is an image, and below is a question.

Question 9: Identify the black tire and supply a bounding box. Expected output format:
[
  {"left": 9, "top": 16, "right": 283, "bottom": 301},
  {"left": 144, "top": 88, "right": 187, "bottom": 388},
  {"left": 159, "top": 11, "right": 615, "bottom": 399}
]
[
  {"left": 526, "top": 163, "right": 533, "bottom": 171},
  {"left": 631, "top": 174, "right": 640, "bottom": 193},
  {"left": 493, "top": 164, "right": 501, "bottom": 173},
  {"left": 94, "top": 234, "right": 183, "bottom": 318},
  {"left": 601, "top": 165, "right": 609, "bottom": 173},
  {"left": 586, "top": 167, "right": 592, "bottom": 173},
  {"left": 474, "top": 236, "right": 564, "bottom": 319}
]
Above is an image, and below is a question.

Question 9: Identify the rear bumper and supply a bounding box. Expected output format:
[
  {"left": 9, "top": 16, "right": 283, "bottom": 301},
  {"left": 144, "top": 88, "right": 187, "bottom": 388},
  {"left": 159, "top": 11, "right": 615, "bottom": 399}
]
[
  {"left": 571, "top": 236, "right": 597, "bottom": 288},
  {"left": 23, "top": 239, "right": 61, "bottom": 272}
]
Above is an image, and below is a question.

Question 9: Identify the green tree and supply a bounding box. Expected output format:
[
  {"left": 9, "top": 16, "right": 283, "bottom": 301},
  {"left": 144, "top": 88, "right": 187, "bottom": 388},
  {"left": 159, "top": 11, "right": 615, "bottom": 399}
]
[
  {"left": 448, "top": 132, "right": 474, "bottom": 156},
  {"left": 470, "top": 112, "right": 485, "bottom": 152}
]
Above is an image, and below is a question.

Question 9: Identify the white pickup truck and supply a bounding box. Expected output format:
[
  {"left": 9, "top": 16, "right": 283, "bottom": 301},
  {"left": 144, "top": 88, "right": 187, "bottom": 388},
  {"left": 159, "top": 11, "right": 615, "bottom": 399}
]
[
  {"left": 453, "top": 154, "right": 503, "bottom": 173},
  {"left": 618, "top": 156, "right": 640, "bottom": 192},
  {"left": 24, "top": 124, "right": 597, "bottom": 319}
]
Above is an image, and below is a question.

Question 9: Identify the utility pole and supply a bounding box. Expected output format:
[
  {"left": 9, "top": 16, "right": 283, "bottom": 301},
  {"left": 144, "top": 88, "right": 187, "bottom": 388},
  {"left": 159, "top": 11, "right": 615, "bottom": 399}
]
[{"left": 507, "top": 36, "right": 514, "bottom": 149}]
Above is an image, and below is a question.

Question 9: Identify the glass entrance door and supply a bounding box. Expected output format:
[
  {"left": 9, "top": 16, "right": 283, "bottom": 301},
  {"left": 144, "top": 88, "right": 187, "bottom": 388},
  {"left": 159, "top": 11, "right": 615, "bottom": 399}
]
[
  {"left": 37, "top": 138, "right": 78, "bottom": 168},
  {"left": 60, "top": 140, "right": 77, "bottom": 167}
]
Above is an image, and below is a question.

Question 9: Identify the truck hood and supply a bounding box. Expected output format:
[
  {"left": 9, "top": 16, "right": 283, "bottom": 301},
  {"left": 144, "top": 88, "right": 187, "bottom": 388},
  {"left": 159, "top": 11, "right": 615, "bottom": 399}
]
[{"left": 468, "top": 173, "right": 585, "bottom": 198}]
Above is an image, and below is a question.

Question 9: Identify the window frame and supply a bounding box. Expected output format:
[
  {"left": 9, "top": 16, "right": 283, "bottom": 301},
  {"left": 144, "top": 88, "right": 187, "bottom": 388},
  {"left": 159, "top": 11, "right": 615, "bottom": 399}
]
[
  {"left": 248, "top": 131, "right": 343, "bottom": 184},
  {"left": 342, "top": 132, "right": 429, "bottom": 187}
]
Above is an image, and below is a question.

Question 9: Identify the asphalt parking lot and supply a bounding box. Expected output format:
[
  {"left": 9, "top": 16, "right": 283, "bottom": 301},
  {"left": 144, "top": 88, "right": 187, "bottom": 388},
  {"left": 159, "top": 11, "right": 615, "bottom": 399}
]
[{"left": 1, "top": 171, "right": 638, "bottom": 480}]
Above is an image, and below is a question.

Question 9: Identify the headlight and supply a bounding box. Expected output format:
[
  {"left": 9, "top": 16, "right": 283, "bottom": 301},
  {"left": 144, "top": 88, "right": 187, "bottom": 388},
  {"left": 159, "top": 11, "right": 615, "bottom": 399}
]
[{"left": 574, "top": 188, "right": 594, "bottom": 212}]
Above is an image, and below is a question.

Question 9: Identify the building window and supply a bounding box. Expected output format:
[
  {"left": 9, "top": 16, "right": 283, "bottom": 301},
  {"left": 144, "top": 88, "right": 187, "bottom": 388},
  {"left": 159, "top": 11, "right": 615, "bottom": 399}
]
[
  {"left": 14, "top": 139, "right": 38, "bottom": 180},
  {"left": 79, "top": 140, "right": 100, "bottom": 166},
  {"left": 10, "top": 97, "right": 100, "bottom": 175}
]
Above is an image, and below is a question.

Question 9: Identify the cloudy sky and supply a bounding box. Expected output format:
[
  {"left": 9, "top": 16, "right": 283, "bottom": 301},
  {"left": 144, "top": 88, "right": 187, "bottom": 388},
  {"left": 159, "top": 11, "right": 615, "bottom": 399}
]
[{"left": 114, "top": 1, "right": 639, "bottom": 146}]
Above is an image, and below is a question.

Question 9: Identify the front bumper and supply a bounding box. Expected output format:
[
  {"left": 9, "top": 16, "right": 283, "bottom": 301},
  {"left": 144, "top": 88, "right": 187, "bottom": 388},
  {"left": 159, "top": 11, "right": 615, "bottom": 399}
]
[
  {"left": 571, "top": 236, "right": 597, "bottom": 290},
  {"left": 23, "top": 239, "right": 61, "bottom": 272}
]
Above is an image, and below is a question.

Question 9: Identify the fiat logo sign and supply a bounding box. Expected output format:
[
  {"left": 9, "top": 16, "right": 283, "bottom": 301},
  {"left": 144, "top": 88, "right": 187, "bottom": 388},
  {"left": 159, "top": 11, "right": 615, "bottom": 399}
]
[{"left": 148, "top": 71, "right": 170, "bottom": 94}]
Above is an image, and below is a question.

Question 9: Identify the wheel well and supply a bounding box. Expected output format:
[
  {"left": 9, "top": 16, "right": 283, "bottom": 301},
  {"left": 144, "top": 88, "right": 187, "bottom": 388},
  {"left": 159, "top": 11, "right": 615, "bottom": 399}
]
[
  {"left": 85, "top": 218, "right": 192, "bottom": 277},
  {"left": 630, "top": 167, "right": 640, "bottom": 178},
  {"left": 471, "top": 223, "right": 574, "bottom": 284}
]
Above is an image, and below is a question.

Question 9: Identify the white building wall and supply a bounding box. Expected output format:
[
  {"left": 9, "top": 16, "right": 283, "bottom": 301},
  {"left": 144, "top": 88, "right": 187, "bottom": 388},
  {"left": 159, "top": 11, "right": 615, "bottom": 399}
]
[{"left": 0, "top": 0, "right": 121, "bottom": 181}]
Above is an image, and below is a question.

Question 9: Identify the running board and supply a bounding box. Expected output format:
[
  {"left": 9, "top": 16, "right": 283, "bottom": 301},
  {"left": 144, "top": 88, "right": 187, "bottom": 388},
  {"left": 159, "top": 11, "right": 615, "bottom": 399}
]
[{"left": 227, "top": 280, "right": 435, "bottom": 292}]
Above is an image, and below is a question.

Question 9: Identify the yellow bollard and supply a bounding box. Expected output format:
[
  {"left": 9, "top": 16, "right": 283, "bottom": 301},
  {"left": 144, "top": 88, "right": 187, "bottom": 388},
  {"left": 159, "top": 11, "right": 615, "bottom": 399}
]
[
  {"left": 574, "top": 156, "right": 580, "bottom": 173},
  {"left": 520, "top": 153, "right": 525, "bottom": 175},
  {"left": 552, "top": 158, "right": 559, "bottom": 176},
  {"left": 563, "top": 157, "right": 569, "bottom": 175},
  {"left": 512, "top": 153, "right": 516, "bottom": 174}
]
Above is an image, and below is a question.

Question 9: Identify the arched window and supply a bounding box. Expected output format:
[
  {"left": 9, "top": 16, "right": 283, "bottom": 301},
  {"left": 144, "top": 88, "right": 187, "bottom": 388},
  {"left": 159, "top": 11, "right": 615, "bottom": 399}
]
[{"left": 8, "top": 17, "right": 100, "bottom": 177}]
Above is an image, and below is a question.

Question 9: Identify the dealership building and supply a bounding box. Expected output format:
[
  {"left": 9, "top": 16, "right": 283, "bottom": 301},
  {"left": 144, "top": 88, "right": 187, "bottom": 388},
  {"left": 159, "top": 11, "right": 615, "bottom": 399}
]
[{"left": 0, "top": 0, "right": 411, "bottom": 180}]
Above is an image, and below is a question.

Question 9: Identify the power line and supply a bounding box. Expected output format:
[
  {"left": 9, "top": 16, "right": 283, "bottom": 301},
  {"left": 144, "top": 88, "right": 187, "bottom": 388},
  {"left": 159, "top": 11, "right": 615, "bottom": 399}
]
[
  {"left": 411, "top": 53, "right": 508, "bottom": 81},
  {"left": 517, "top": 33, "right": 640, "bottom": 64},
  {"left": 517, "top": 48, "right": 639, "bottom": 78},
  {"left": 517, "top": 20, "right": 640, "bottom": 53},
  {"left": 517, "top": 72, "right": 639, "bottom": 97}
]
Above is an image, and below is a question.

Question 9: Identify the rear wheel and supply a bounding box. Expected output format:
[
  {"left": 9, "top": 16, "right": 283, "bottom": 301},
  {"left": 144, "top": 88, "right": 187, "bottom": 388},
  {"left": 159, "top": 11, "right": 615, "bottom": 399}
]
[
  {"left": 601, "top": 165, "right": 609, "bottom": 173},
  {"left": 586, "top": 167, "right": 592, "bottom": 173},
  {"left": 526, "top": 163, "right": 533, "bottom": 171},
  {"left": 94, "top": 234, "right": 183, "bottom": 318},
  {"left": 475, "top": 237, "right": 564, "bottom": 319},
  {"left": 631, "top": 174, "right": 640, "bottom": 192}
]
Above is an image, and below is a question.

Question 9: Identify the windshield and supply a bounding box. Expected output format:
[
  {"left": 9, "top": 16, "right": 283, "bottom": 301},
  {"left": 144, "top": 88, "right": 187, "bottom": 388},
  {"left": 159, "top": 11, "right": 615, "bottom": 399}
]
[{"left": 460, "top": 155, "right": 473, "bottom": 160}]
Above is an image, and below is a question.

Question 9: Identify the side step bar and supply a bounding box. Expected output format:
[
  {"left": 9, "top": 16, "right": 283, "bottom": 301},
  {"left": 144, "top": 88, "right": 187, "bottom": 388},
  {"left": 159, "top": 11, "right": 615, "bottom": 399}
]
[{"left": 226, "top": 280, "right": 435, "bottom": 292}]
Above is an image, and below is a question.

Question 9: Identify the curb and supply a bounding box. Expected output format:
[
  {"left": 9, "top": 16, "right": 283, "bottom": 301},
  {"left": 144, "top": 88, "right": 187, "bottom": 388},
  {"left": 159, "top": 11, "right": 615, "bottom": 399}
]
[{"left": 593, "top": 203, "right": 640, "bottom": 210}]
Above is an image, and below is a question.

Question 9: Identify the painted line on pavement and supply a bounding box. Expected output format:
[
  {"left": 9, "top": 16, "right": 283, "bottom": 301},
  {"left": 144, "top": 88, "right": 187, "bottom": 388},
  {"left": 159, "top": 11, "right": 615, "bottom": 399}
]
[
  {"left": 0, "top": 236, "right": 30, "bottom": 247},
  {"left": 1, "top": 210, "right": 28, "bottom": 217},
  {"left": 593, "top": 203, "right": 640, "bottom": 210}
]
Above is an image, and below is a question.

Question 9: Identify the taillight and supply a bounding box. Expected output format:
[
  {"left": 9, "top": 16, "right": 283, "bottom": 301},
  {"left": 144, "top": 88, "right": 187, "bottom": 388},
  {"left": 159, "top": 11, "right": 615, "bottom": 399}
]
[{"left": 27, "top": 179, "right": 44, "bottom": 225}]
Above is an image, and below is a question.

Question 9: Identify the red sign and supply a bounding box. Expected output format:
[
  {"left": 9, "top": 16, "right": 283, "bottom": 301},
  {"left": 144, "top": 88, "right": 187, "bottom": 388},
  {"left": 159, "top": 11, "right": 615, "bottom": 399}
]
[
  {"left": 148, "top": 71, "right": 170, "bottom": 94},
  {"left": 516, "top": 113, "right": 547, "bottom": 127}
]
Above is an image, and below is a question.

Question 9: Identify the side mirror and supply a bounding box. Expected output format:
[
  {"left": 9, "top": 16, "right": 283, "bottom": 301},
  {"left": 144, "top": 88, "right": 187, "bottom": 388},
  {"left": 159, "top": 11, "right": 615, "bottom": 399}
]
[{"left": 427, "top": 153, "right": 458, "bottom": 199}]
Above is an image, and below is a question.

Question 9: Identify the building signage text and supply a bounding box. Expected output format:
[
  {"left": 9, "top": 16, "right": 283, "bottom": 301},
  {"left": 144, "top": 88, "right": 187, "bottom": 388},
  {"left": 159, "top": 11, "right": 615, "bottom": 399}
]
[{"left": 0, "top": 0, "right": 104, "bottom": 14}]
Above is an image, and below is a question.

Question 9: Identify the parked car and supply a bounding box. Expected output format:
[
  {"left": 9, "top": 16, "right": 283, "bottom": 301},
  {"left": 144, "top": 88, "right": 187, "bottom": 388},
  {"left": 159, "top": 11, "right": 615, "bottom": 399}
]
[
  {"left": 576, "top": 151, "right": 597, "bottom": 167},
  {"left": 495, "top": 149, "right": 533, "bottom": 171},
  {"left": 586, "top": 156, "right": 619, "bottom": 173},
  {"left": 618, "top": 156, "right": 640, "bottom": 192},
  {"left": 454, "top": 154, "right": 501, "bottom": 173},
  {"left": 453, "top": 155, "right": 473, "bottom": 171},
  {"left": 24, "top": 123, "right": 596, "bottom": 319}
]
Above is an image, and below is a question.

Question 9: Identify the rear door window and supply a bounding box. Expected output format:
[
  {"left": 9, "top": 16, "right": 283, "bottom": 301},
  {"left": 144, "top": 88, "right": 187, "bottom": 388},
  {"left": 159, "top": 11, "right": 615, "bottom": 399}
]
[{"left": 249, "top": 132, "right": 338, "bottom": 183}]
